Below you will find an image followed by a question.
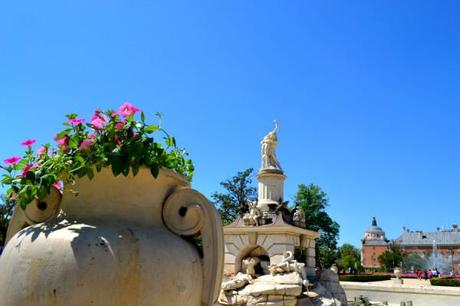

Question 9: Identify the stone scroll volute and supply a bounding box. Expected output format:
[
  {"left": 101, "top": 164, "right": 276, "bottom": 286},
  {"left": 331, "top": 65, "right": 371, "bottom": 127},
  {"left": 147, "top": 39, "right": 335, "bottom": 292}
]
[
  {"left": 5, "top": 187, "right": 62, "bottom": 244},
  {"left": 162, "top": 187, "right": 224, "bottom": 306}
]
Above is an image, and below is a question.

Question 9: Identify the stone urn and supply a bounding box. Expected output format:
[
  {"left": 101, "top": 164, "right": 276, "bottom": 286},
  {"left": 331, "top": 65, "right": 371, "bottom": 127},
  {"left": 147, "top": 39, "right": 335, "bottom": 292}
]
[
  {"left": 0, "top": 167, "right": 223, "bottom": 306},
  {"left": 394, "top": 267, "right": 401, "bottom": 279}
]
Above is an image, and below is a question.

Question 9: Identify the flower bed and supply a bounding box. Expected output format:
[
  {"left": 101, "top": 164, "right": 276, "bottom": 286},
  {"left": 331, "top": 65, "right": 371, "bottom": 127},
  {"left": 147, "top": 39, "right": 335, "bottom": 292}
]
[{"left": 1, "top": 102, "right": 194, "bottom": 208}]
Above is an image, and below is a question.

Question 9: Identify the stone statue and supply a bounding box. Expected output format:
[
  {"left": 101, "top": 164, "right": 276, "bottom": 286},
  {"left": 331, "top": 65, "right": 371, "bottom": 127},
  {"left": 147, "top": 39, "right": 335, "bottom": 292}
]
[
  {"left": 292, "top": 206, "right": 306, "bottom": 228},
  {"left": 268, "top": 251, "right": 306, "bottom": 280},
  {"left": 261, "top": 121, "right": 282, "bottom": 170},
  {"left": 243, "top": 201, "right": 262, "bottom": 226},
  {"left": 242, "top": 257, "right": 260, "bottom": 277},
  {"left": 221, "top": 272, "right": 252, "bottom": 291}
]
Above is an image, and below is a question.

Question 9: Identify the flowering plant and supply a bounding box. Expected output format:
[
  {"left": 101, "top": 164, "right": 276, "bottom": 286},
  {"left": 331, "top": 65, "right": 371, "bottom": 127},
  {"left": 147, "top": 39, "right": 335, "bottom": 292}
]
[{"left": 1, "top": 102, "right": 194, "bottom": 208}]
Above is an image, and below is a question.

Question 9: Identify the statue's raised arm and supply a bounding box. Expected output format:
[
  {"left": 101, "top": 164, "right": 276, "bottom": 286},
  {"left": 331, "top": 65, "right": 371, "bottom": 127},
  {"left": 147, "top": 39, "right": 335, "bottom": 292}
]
[{"left": 260, "top": 121, "right": 282, "bottom": 171}]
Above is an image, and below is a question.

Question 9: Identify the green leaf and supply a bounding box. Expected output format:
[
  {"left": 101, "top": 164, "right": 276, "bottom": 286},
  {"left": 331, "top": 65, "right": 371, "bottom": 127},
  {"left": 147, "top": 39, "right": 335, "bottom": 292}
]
[
  {"left": 111, "top": 157, "right": 123, "bottom": 176},
  {"left": 144, "top": 124, "right": 159, "bottom": 133},
  {"left": 132, "top": 162, "right": 140, "bottom": 176},
  {"left": 150, "top": 163, "right": 159, "bottom": 178},
  {"left": 140, "top": 112, "right": 145, "bottom": 123},
  {"left": 122, "top": 164, "right": 130, "bottom": 176},
  {"left": 55, "top": 129, "right": 72, "bottom": 140},
  {"left": 65, "top": 113, "right": 78, "bottom": 120},
  {"left": 87, "top": 167, "right": 94, "bottom": 180},
  {"left": 165, "top": 136, "right": 176, "bottom": 147},
  {"left": 69, "top": 137, "right": 79, "bottom": 149}
]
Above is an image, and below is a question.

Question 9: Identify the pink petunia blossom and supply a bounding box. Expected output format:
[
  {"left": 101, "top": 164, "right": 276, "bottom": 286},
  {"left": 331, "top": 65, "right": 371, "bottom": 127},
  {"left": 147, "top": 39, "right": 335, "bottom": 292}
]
[
  {"left": 79, "top": 138, "right": 95, "bottom": 151},
  {"left": 68, "top": 118, "right": 86, "bottom": 126},
  {"left": 91, "top": 116, "right": 106, "bottom": 129},
  {"left": 57, "top": 136, "right": 69, "bottom": 148},
  {"left": 21, "top": 139, "right": 36, "bottom": 147},
  {"left": 37, "top": 146, "right": 49, "bottom": 157},
  {"left": 114, "top": 120, "right": 126, "bottom": 130},
  {"left": 53, "top": 181, "right": 63, "bottom": 190},
  {"left": 9, "top": 193, "right": 17, "bottom": 201},
  {"left": 119, "top": 102, "right": 140, "bottom": 117},
  {"left": 90, "top": 110, "right": 108, "bottom": 129},
  {"left": 4, "top": 156, "right": 21, "bottom": 165},
  {"left": 21, "top": 163, "right": 36, "bottom": 177}
]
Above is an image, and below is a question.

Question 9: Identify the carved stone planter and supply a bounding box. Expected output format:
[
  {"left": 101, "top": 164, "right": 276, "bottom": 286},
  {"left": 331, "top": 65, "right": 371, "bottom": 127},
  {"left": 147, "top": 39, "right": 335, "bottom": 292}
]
[{"left": 0, "top": 167, "right": 223, "bottom": 306}]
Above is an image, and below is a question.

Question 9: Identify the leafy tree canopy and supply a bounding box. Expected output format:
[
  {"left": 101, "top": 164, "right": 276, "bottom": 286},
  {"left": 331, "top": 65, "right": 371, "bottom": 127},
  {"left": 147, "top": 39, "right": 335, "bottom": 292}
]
[
  {"left": 212, "top": 168, "right": 257, "bottom": 225},
  {"left": 378, "top": 242, "right": 404, "bottom": 272},
  {"left": 294, "top": 183, "right": 340, "bottom": 268},
  {"left": 336, "top": 243, "right": 362, "bottom": 271}
]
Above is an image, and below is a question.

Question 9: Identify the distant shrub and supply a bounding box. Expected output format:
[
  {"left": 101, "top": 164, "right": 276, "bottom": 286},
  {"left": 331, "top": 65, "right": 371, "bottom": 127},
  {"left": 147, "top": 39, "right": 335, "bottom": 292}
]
[
  {"left": 339, "top": 274, "right": 391, "bottom": 282},
  {"left": 430, "top": 278, "right": 460, "bottom": 287}
]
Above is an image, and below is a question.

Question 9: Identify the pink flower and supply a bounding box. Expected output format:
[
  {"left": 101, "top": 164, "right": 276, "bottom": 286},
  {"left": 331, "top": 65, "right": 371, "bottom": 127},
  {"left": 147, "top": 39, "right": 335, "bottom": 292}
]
[
  {"left": 119, "top": 102, "right": 140, "bottom": 117},
  {"left": 79, "top": 138, "right": 95, "bottom": 151},
  {"left": 4, "top": 156, "right": 21, "bottom": 165},
  {"left": 21, "top": 139, "right": 36, "bottom": 147},
  {"left": 68, "top": 118, "right": 86, "bottom": 126},
  {"left": 114, "top": 120, "right": 126, "bottom": 130},
  {"left": 91, "top": 116, "right": 106, "bottom": 129},
  {"left": 37, "top": 146, "right": 49, "bottom": 157},
  {"left": 57, "top": 136, "right": 69, "bottom": 148},
  {"left": 53, "top": 181, "right": 63, "bottom": 190},
  {"left": 21, "top": 163, "right": 36, "bottom": 177},
  {"left": 90, "top": 110, "right": 108, "bottom": 129},
  {"left": 9, "top": 193, "right": 17, "bottom": 201}
]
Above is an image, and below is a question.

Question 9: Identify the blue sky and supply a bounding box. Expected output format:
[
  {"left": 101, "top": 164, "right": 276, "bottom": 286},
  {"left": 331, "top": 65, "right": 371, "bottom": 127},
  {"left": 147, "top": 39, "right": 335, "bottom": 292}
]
[{"left": 1, "top": 1, "right": 459, "bottom": 247}]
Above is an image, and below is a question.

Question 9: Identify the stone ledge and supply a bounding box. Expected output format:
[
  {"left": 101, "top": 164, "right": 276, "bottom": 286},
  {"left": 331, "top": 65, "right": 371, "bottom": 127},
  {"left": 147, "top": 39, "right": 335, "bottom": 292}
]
[{"left": 341, "top": 281, "right": 460, "bottom": 296}]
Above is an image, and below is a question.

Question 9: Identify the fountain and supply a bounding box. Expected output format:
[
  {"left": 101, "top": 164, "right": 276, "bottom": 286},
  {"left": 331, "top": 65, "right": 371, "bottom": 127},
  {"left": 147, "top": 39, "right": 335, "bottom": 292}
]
[{"left": 219, "top": 122, "right": 348, "bottom": 306}]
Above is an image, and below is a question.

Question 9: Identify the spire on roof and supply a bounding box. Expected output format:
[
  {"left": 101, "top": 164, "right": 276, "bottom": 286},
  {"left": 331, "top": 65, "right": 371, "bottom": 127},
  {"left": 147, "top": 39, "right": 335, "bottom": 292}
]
[{"left": 372, "top": 217, "right": 377, "bottom": 226}]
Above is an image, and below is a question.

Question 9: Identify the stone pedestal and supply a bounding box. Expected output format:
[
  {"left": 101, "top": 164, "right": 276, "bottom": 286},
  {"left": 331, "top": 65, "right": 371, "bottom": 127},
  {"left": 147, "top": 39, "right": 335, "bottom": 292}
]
[
  {"left": 257, "top": 169, "right": 286, "bottom": 212},
  {"left": 223, "top": 220, "right": 319, "bottom": 278}
]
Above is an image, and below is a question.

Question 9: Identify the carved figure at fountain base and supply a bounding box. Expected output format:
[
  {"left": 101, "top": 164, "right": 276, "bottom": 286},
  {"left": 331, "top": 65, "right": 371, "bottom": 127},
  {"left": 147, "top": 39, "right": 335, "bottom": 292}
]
[{"left": 218, "top": 251, "right": 347, "bottom": 306}]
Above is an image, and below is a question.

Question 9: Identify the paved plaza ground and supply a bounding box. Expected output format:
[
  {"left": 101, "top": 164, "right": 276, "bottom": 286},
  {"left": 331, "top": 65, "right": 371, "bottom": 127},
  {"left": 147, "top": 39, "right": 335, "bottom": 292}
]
[{"left": 342, "top": 278, "right": 460, "bottom": 306}]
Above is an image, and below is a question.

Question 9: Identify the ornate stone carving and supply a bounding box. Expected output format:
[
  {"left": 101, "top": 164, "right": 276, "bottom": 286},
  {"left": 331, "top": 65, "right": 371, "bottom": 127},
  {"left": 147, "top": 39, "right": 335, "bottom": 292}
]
[
  {"left": 243, "top": 201, "right": 262, "bottom": 226},
  {"left": 242, "top": 257, "right": 260, "bottom": 277},
  {"left": 292, "top": 206, "right": 306, "bottom": 228},
  {"left": 268, "top": 251, "right": 306, "bottom": 280}
]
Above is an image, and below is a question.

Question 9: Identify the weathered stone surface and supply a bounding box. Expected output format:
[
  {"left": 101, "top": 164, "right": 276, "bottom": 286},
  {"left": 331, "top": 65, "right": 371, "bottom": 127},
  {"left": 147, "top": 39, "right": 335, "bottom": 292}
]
[
  {"left": 256, "top": 272, "right": 303, "bottom": 285},
  {"left": 219, "top": 290, "right": 248, "bottom": 306},
  {"left": 304, "top": 291, "right": 319, "bottom": 298},
  {"left": 222, "top": 273, "right": 252, "bottom": 291},
  {"left": 248, "top": 294, "right": 297, "bottom": 306},
  {"left": 0, "top": 167, "right": 225, "bottom": 306},
  {"left": 239, "top": 282, "right": 302, "bottom": 297},
  {"left": 318, "top": 270, "right": 347, "bottom": 305},
  {"left": 296, "top": 297, "right": 315, "bottom": 305}
]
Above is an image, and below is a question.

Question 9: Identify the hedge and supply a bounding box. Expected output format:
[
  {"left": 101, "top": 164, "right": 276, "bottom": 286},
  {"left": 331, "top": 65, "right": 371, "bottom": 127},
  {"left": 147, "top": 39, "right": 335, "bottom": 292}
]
[
  {"left": 339, "top": 275, "right": 391, "bottom": 282},
  {"left": 430, "top": 278, "right": 460, "bottom": 287}
]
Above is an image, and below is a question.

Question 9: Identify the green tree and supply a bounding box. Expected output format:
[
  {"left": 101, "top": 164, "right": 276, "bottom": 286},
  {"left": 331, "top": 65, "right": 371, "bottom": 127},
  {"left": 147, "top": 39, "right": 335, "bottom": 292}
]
[
  {"left": 336, "top": 243, "right": 362, "bottom": 271},
  {"left": 378, "top": 242, "right": 404, "bottom": 272},
  {"left": 0, "top": 195, "right": 15, "bottom": 246},
  {"left": 212, "top": 168, "right": 257, "bottom": 225},
  {"left": 294, "top": 184, "right": 340, "bottom": 268}
]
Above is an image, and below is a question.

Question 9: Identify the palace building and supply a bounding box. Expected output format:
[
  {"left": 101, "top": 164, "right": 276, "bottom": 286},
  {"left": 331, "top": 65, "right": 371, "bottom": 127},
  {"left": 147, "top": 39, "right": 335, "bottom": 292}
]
[
  {"left": 361, "top": 217, "right": 389, "bottom": 268},
  {"left": 395, "top": 225, "right": 460, "bottom": 274}
]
